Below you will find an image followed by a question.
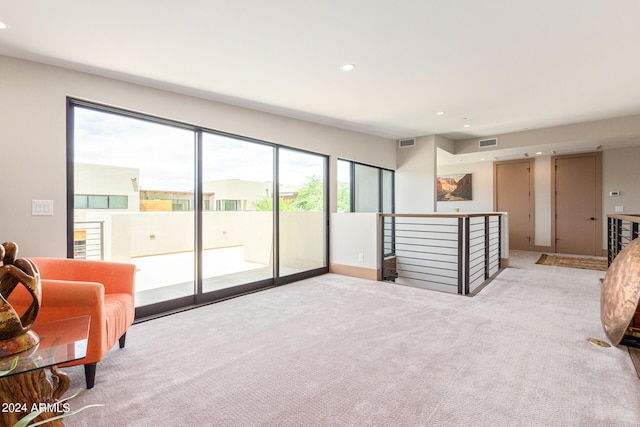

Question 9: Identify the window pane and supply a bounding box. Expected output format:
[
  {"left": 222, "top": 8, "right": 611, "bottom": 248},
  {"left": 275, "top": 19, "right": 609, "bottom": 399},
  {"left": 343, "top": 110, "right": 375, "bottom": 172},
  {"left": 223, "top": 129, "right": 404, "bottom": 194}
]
[
  {"left": 354, "top": 163, "right": 379, "bottom": 212},
  {"left": 73, "top": 106, "right": 195, "bottom": 307},
  {"left": 87, "top": 195, "right": 109, "bottom": 209},
  {"left": 202, "top": 132, "right": 274, "bottom": 293},
  {"left": 279, "top": 148, "right": 327, "bottom": 275},
  {"left": 337, "top": 159, "right": 351, "bottom": 212},
  {"left": 74, "top": 195, "right": 88, "bottom": 209},
  {"left": 109, "top": 195, "right": 128, "bottom": 209}
]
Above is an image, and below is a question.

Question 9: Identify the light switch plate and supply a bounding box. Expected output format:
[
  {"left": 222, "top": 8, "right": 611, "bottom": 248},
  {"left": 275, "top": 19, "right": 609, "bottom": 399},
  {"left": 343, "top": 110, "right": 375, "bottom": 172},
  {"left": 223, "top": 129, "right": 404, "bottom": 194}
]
[
  {"left": 32, "top": 199, "right": 53, "bottom": 216},
  {"left": 615, "top": 205, "right": 624, "bottom": 213}
]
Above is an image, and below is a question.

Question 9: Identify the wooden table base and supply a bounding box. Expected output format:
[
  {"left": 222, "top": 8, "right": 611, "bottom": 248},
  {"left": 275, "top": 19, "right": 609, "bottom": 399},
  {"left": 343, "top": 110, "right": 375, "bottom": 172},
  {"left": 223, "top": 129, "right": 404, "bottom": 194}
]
[{"left": 0, "top": 366, "right": 70, "bottom": 426}]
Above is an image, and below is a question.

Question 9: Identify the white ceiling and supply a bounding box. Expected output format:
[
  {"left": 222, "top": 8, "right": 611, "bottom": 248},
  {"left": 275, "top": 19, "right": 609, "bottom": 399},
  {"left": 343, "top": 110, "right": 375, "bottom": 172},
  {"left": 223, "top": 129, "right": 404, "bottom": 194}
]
[{"left": 1, "top": 0, "right": 640, "bottom": 143}]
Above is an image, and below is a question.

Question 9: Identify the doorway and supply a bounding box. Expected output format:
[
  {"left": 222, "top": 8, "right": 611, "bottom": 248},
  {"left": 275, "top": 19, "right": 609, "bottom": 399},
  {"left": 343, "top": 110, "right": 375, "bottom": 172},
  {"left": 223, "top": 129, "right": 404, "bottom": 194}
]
[
  {"left": 551, "top": 152, "right": 602, "bottom": 255},
  {"left": 494, "top": 159, "right": 534, "bottom": 251}
]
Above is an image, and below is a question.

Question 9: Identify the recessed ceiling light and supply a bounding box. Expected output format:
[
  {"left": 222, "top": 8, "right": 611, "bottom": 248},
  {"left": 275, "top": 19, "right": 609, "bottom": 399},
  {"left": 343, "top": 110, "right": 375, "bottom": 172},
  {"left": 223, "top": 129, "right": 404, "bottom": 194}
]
[
  {"left": 341, "top": 64, "right": 356, "bottom": 71},
  {"left": 536, "top": 151, "right": 543, "bottom": 155},
  {"left": 0, "top": 21, "right": 7, "bottom": 30},
  {"left": 480, "top": 158, "right": 486, "bottom": 161},
  {"left": 463, "top": 124, "right": 470, "bottom": 128},
  {"left": 436, "top": 111, "right": 445, "bottom": 115}
]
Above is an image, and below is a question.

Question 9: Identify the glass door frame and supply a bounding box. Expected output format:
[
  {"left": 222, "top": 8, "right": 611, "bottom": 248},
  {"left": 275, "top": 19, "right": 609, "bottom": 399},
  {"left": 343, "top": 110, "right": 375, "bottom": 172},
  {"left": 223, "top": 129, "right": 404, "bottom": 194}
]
[
  {"left": 67, "top": 98, "right": 329, "bottom": 320},
  {"left": 274, "top": 145, "right": 330, "bottom": 286}
]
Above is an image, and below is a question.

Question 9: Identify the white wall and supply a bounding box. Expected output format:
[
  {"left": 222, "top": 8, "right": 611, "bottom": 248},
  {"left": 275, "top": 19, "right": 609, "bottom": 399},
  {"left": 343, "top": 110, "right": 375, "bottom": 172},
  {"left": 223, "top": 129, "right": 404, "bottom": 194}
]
[
  {"left": 602, "top": 146, "right": 640, "bottom": 215},
  {"left": 436, "top": 160, "right": 493, "bottom": 213},
  {"left": 395, "top": 135, "right": 437, "bottom": 213},
  {"left": 0, "top": 55, "right": 395, "bottom": 257},
  {"left": 602, "top": 146, "right": 640, "bottom": 246},
  {"left": 330, "top": 213, "right": 379, "bottom": 270}
]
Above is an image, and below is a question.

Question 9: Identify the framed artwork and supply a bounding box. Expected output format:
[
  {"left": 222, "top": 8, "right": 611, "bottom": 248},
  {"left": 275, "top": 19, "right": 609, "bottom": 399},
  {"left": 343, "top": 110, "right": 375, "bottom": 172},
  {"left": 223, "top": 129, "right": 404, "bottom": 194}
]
[{"left": 437, "top": 173, "right": 472, "bottom": 201}]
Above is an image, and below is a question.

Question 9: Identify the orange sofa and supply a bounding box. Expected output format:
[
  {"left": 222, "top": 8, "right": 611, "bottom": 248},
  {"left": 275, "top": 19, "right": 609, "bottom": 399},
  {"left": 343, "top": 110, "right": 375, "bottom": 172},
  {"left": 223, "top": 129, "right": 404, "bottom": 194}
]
[{"left": 10, "top": 257, "right": 136, "bottom": 389}]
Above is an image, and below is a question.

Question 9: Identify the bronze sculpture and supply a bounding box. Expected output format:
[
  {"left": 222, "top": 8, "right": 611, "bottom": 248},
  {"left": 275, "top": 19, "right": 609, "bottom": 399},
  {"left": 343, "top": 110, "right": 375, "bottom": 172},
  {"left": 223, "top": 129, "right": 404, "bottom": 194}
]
[
  {"left": 0, "top": 242, "right": 42, "bottom": 356},
  {"left": 601, "top": 237, "right": 640, "bottom": 345}
]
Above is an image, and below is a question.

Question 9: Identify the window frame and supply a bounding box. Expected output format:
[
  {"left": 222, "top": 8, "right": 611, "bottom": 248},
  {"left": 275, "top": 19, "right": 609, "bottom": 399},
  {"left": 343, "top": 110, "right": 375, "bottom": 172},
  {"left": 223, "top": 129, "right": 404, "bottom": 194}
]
[
  {"left": 337, "top": 158, "right": 395, "bottom": 214},
  {"left": 67, "top": 97, "right": 330, "bottom": 319}
]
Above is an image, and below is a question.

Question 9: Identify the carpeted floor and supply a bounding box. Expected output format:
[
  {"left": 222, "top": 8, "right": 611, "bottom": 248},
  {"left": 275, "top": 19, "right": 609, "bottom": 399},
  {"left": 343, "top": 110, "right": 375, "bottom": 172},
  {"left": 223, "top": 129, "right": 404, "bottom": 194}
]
[
  {"left": 536, "top": 253, "right": 608, "bottom": 271},
  {"left": 61, "top": 250, "right": 639, "bottom": 426}
]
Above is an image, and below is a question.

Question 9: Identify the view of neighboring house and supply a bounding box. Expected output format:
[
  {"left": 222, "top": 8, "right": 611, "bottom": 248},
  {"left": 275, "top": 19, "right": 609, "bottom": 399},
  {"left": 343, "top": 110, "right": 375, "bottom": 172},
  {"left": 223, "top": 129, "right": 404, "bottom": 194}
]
[{"left": 72, "top": 159, "right": 320, "bottom": 307}]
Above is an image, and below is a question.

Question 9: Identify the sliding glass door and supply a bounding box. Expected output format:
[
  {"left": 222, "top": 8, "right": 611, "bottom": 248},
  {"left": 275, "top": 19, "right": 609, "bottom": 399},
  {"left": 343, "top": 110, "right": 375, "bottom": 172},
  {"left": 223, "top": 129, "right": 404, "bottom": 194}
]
[
  {"left": 69, "top": 100, "right": 328, "bottom": 318},
  {"left": 201, "top": 132, "right": 274, "bottom": 293},
  {"left": 72, "top": 106, "right": 196, "bottom": 308},
  {"left": 278, "top": 148, "right": 328, "bottom": 278}
]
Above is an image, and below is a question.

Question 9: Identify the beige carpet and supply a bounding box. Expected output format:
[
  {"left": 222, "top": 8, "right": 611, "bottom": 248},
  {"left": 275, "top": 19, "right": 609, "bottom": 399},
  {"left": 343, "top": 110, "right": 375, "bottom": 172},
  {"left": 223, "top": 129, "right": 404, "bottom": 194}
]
[
  {"left": 536, "top": 253, "right": 608, "bottom": 271},
  {"left": 60, "top": 251, "right": 639, "bottom": 426}
]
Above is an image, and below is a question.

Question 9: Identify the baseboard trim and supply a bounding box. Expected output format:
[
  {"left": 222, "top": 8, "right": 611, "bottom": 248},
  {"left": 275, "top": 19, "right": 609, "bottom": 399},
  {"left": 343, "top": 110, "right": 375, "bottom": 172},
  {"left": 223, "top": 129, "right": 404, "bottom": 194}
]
[{"left": 329, "top": 263, "right": 379, "bottom": 281}]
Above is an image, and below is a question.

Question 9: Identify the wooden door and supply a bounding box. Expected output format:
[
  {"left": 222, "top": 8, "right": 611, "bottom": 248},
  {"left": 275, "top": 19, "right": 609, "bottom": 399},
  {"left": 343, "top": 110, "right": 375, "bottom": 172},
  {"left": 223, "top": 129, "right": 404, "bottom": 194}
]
[
  {"left": 552, "top": 152, "right": 602, "bottom": 255},
  {"left": 494, "top": 159, "right": 534, "bottom": 251}
]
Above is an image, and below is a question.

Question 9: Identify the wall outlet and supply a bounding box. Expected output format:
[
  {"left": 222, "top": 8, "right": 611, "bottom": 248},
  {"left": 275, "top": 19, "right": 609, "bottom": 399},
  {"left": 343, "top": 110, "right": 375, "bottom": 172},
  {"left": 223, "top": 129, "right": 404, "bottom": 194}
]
[
  {"left": 358, "top": 253, "right": 364, "bottom": 262},
  {"left": 615, "top": 205, "right": 624, "bottom": 213}
]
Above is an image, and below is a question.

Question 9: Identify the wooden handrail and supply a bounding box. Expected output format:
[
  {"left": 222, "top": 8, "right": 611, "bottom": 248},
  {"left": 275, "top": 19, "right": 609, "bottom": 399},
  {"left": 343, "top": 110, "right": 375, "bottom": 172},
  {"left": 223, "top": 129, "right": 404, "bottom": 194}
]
[
  {"left": 607, "top": 214, "right": 640, "bottom": 223},
  {"left": 379, "top": 213, "right": 503, "bottom": 219}
]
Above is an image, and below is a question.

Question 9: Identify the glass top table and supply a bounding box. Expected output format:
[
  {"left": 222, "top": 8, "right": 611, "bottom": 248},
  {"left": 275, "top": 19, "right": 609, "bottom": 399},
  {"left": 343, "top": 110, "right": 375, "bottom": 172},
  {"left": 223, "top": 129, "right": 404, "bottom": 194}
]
[
  {"left": 0, "top": 315, "right": 90, "bottom": 378},
  {"left": 0, "top": 315, "right": 90, "bottom": 426}
]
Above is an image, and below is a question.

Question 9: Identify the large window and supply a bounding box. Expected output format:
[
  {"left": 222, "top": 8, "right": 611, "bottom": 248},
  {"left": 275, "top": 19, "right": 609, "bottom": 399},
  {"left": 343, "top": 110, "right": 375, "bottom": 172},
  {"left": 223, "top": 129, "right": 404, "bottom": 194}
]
[
  {"left": 69, "top": 100, "right": 328, "bottom": 318},
  {"left": 337, "top": 159, "right": 394, "bottom": 213}
]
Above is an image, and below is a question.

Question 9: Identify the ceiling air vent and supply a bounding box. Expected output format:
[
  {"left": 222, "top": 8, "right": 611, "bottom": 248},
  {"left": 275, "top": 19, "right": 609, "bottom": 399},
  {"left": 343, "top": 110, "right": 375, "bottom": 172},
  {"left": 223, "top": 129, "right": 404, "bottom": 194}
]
[
  {"left": 398, "top": 138, "right": 416, "bottom": 148},
  {"left": 479, "top": 138, "right": 498, "bottom": 148}
]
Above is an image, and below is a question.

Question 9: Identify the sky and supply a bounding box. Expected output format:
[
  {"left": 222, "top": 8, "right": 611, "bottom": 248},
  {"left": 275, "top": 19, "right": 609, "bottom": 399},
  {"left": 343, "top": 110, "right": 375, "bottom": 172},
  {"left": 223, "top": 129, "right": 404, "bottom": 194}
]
[{"left": 74, "top": 106, "right": 325, "bottom": 191}]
